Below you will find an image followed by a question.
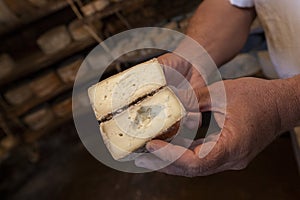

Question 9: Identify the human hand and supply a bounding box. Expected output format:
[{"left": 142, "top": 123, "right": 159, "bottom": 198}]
[
  {"left": 157, "top": 53, "right": 206, "bottom": 90},
  {"left": 157, "top": 53, "right": 206, "bottom": 129},
  {"left": 135, "top": 77, "right": 297, "bottom": 177}
]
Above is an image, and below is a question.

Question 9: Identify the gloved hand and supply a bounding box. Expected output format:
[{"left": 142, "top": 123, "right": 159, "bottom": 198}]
[{"left": 135, "top": 77, "right": 300, "bottom": 177}]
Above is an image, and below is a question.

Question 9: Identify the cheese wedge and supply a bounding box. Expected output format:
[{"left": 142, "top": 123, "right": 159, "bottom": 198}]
[
  {"left": 88, "top": 59, "right": 166, "bottom": 122},
  {"left": 88, "top": 58, "right": 186, "bottom": 160},
  {"left": 100, "top": 87, "right": 185, "bottom": 160}
]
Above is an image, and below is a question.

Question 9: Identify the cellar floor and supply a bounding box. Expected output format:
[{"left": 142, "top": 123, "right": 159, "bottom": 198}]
[{"left": 1, "top": 120, "right": 299, "bottom": 200}]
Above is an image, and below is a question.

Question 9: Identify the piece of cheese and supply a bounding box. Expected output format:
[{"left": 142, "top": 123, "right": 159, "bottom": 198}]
[
  {"left": 88, "top": 59, "right": 166, "bottom": 122},
  {"left": 88, "top": 58, "right": 186, "bottom": 160},
  {"left": 0, "top": 54, "right": 15, "bottom": 79},
  {"left": 37, "top": 26, "right": 72, "bottom": 54},
  {"left": 81, "top": 0, "right": 109, "bottom": 16},
  {"left": 52, "top": 97, "right": 72, "bottom": 117},
  {"left": 4, "top": 82, "right": 33, "bottom": 105},
  {"left": 100, "top": 87, "right": 185, "bottom": 160},
  {"left": 23, "top": 106, "right": 54, "bottom": 130},
  {"left": 57, "top": 57, "right": 84, "bottom": 83},
  {"left": 29, "top": 72, "right": 62, "bottom": 97}
]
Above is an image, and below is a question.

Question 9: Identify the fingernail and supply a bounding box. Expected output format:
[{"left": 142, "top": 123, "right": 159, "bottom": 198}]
[
  {"left": 146, "top": 143, "right": 155, "bottom": 152},
  {"left": 147, "top": 145, "right": 154, "bottom": 152}
]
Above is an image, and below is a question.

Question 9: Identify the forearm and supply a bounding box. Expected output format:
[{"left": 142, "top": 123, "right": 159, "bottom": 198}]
[
  {"left": 177, "top": 0, "right": 256, "bottom": 66},
  {"left": 274, "top": 75, "right": 300, "bottom": 133}
]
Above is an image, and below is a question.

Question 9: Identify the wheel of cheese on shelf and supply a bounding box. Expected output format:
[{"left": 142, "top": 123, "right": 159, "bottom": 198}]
[
  {"left": 81, "top": 0, "right": 110, "bottom": 16},
  {"left": 23, "top": 105, "right": 54, "bottom": 130},
  {"left": 37, "top": 25, "right": 72, "bottom": 54},
  {"left": 0, "top": 135, "right": 18, "bottom": 151},
  {"left": 52, "top": 97, "right": 72, "bottom": 117},
  {"left": 68, "top": 20, "right": 91, "bottom": 41},
  {"left": 68, "top": 19, "right": 103, "bottom": 41},
  {"left": 94, "top": 0, "right": 109, "bottom": 11},
  {"left": 29, "top": 71, "right": 62, "bottom": 97},
  {"left": 4, "top": 82, "right": 33, "bottom": 105},
  {"left": 0, "top": 54, "right": 15, "bottom": 79},
  {"left": 57, "top": 57, "right": 84, "bottom": 83}
]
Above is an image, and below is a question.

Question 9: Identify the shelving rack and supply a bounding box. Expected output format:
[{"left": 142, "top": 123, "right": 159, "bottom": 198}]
[{"left": 0, "top": 0, "right": 200, "bottom": 160}]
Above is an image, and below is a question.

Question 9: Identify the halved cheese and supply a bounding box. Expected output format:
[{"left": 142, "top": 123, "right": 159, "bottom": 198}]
[
  {"left": 88, "top": 59, "right": 166, "bottom": 121},
  {"left": 100, "top": 87, "right": 186, "bottom": 160}
]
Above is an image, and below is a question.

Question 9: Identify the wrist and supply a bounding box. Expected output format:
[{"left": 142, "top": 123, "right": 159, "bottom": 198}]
[{"left": 272, "top": 76, "right": 300, "bottom": 133}]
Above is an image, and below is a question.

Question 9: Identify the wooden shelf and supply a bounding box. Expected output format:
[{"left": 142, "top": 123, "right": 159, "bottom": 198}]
[
  {"left": 9, "top": 83, "right": 74, "bottom": 117},
  {"left": 21, "top": 50, "right": 164, "bottom": 144},
  {"left": 7, "top": 48, "right": 163, "bottom": 118},
  {"left": 0, "top": 37, "right": 97, "bottom": 88},
  {"left": 23, "top": 113, "right": 73, "bottom": 143},
  {"left": 0, "top": 1, "right": 69, "bottom": 37},
  {"left": 0, "top": 0, "right": 145, "bottom": 88},
  {"left": 6, "top": 64, "right": 120, "bottom": 117},
  {"left": 83, "top": 0, "right": 142, "bottom": 23}
]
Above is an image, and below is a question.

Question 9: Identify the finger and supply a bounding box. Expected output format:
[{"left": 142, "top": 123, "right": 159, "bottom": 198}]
[
  {"left": 157, "top": 53, "right": 190, "bottom": 77},
  {"left": 146, "top": 140, "right": 187, "bottom": 163},
  {"left": 138, "top": 135, "right": 230, "bottom": 176},
  {"left": 135, "top": 153, "right": 169, "bottom": 170},
  {"left": 171, "top": 87, "right": 211, "bottom": 112},
  {"left": 158, "top": 162, "right": 226, "bottom": 177},
  {"left": 162, "top": 65, "right": 191, "bottom": 87},
  {"left": 190, "top": 67, "right": 206, "bottom": 89},
  {"left": 171, "top": 136, "right": 204, "bottom": 149},
  {"left": 183, "top": 112, "right": 202, "bottom": 129},
  {"left": 193, "top": 132, "right": 229, "bottom": 172},
  {"left": 135, "top": 137, "right": 197, "bottom": 171},
  {"left": 146, "top": 140, "right": 202, "bottom": 170},
  {"left": 136, "top": 153, "right": 235, "bottom": 177}
]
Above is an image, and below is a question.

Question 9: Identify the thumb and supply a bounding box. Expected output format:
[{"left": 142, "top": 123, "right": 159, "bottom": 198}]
[{"left": 170, "top": 86, "right": 211, "bottom": 112}]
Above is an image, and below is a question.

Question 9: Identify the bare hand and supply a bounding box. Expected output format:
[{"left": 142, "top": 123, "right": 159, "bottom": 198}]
[{"left": 135, "top": 77, "right": 295, "bottom": 177}]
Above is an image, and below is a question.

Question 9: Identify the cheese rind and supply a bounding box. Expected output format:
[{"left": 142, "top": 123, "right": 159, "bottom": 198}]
[
  {"left": 88, "top": 59, "right": 166, "bottom": 121},
  {"left": 100, "top": 87, "right": 186, "bottom": 160}
]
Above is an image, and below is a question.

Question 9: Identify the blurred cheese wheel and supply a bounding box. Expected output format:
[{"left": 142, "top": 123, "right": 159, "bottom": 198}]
[
  {"left": 81, "top": 0, "right": 109, "bottom": 16},
  {"left": 4, "top": 82, "right": 33, "bottom": 105},
  {"left": 52, "top": 97, "right": 72, "bottom": 117},
  {"left": 68, "top": 20, "right": 102, "bottom": 40},
  {"left": 94, "top": 0, "right": 109, "bottom": 11},
  {"left": 0, "top": 54, "right": 15, "bottom": 79},
  {"left": 0, "top": 135, "right": 17, "bottom": 150},
  {"left": 68, "top": 20, "right": 91, "bottom": 41},
  {"left": 29, "top": 72, "right": 62, "bottom": 97},
  {"left": 37, "top": 26, "right": 72, "bottom": 54},
  {"left": 57, "top": 58, "right": 84, "bottom": 83},
  {"left": 23, "top": 106, "right": 54, "bottom": 130}
]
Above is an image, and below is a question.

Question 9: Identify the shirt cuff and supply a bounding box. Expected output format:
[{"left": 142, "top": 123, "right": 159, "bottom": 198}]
[{"left": 229, "top": 0, "right": 254, "bottom": 8}]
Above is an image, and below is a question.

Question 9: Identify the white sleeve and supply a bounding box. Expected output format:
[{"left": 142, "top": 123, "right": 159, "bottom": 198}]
[{"left": 229, "top": 0, "right": 254, "bottom": 7}]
